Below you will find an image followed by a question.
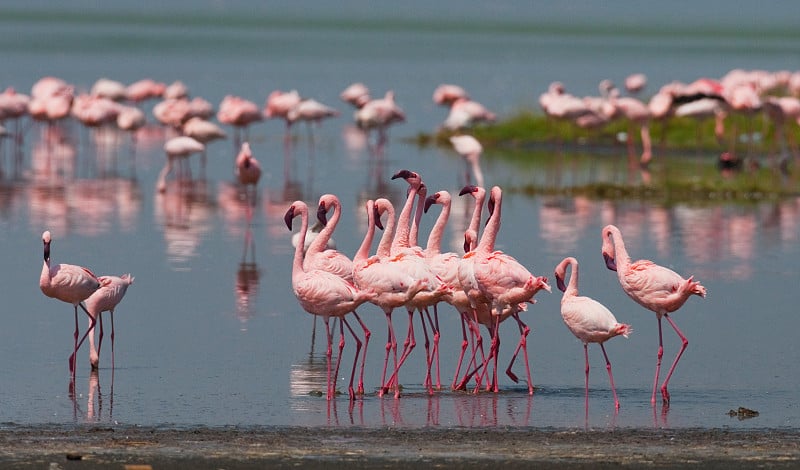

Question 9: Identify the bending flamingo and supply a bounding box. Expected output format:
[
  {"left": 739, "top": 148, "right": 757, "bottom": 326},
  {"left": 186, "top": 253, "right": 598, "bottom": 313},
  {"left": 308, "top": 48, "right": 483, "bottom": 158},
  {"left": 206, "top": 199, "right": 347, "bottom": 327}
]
[
  {"left": 39, "top": 231, "right": 101, "bottom": 375},
  {"left": 601, "top": 224, "right": 706, "bottom": 405},
  {"left": 285, "top": 201, "right": 376, "bottom": 401},
  {"left": 554, "top": 257, "right": 631, "bottom": 409},
  {"left": 85, "top": 274, "right": 134, "bottom": 370}
]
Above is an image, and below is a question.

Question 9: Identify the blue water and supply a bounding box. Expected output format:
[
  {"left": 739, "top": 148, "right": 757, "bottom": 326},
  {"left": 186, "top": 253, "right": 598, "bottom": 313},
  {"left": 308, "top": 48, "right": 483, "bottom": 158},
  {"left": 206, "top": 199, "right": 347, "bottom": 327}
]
[{"left": 0, "top": 1, "right": 799, "bottom": 430}]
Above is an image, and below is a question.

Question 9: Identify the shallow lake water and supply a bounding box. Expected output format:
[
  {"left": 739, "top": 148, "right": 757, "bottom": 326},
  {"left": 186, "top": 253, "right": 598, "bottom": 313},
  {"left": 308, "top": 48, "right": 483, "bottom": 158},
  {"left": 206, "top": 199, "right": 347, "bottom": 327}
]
[{"left": 1, "top": 1, "right": 799, "bottom": 431}]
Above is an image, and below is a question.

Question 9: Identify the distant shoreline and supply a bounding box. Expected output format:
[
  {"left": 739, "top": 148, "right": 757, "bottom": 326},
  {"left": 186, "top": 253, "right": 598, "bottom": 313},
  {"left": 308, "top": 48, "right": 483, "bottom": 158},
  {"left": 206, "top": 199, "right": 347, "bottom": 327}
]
[{"left": 1, "top": 425, "right": 798, "bottom": 469}]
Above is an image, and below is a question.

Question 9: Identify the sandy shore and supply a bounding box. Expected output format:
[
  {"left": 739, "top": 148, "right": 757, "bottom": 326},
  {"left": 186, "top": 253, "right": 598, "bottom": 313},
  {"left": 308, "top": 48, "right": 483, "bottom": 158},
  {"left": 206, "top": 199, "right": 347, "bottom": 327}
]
[{"left": 0, "top": 426, "right": 798, "bottom": 469}]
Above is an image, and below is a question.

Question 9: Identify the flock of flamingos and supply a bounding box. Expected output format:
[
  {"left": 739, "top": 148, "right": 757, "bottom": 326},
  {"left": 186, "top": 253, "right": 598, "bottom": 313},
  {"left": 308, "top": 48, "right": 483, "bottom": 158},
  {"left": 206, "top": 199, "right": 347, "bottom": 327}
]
[{"left": 25, "top": 68, "right": 786, "bottom": 411}]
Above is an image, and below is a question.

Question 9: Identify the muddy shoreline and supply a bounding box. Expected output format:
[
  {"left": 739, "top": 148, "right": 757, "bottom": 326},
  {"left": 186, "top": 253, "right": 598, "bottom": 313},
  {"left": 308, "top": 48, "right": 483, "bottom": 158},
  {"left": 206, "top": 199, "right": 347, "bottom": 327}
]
[{"left": 0, "top": 425, "right": 798, "bottom": 469}]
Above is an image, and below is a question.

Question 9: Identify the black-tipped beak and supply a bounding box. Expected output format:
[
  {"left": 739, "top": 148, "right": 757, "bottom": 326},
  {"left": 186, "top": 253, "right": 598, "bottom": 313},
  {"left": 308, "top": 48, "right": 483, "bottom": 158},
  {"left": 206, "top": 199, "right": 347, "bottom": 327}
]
[
  {"left": 374, "top": 209, "right": 384, "bottom": 230},
  {"left": 459, "top": 185, "right": 478, "bottom": 196},
  {"left": 391, "top": 169, "right": 414, "bottom": 180},
  {"left": 317, "top": 203, "right": 328, "bottom": 226},
  {"left": 556, "top": 274, "right": 567, "bottom": 292},
  {"left": 603, "top": 252, "right": 617, "bottom": 271},
  {"left": 284, "top": 206, "right": 295, "bottom": 230},
  {"left": 424, "top": 194, "right": 438, "bottom": 213},
  {"left": 463, "top": 235, "right": 470, "bottom": 253}
]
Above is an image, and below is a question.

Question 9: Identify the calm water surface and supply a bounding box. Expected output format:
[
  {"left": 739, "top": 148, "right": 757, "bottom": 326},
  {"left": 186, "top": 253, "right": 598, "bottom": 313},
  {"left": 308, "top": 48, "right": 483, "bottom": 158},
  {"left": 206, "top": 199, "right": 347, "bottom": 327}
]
[{"left": 0, "top": 2, "right": 799, "bottom": 430}]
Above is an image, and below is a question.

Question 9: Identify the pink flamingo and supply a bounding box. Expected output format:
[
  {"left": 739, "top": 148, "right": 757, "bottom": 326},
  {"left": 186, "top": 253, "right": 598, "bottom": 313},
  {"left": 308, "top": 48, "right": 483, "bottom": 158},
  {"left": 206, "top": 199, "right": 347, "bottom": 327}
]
[
  {"left": 353, "top": 198, "right": 427, "bottom": 397},
  {"left": 340, "top": 83, "right": 371, "bottom": 109},
  {"left": 157, "top": 136, "right": 205, "bottom": 193},
  {"left": 449, "top": 134, "right": 485, "bottom": 187},
  {"left": 601, "top": 224, "right": 707, "bottom": 405},
  {"left": 39, "top": 230, "right": 102, "bottom": 375},
  {"left": 163, "top": 80, "right": 189, "bottom": 100},
  {"left": 442, "top": 97, "right": 496, "bottom": 131},
  {"left": 217, "top": 95, "right": 263, "bottom": 147},
  {"left": 624, "top": 73, "right": 647, "bottom": 95},
  {"left": 355, "top": 91, "right": 405, "bottom": 151},
  {"left": 90, "top": 78, "right": 127, "bottom": 102},
  {"left": 125, "top": 78, "right": 166, "bottom": 104},
  {"left": 287, "top": 98, "right": 340, "bottom": 140},
  {"left": 458, "top": 186, "right": 551, "bottom": 394},
  {"left": 264, "top": 89, "right": 302, "bottom": 142},
  {"left": 183, "top": 116, "right": 227, "bottom": 171},
  {"left": 285, "top": 201, "right": 376, "bottom": 401},
  {"left": 433, "top": 84, "right": 469, "bottom": 106},
  {"left": 85, "top": 274, "right": 134, "bottom": 370},
  {"left": 312, "top": 194, "right": 372, "bottom": 394},
  {"left": 235, "top": 142, "right": 261, "bottom": 218},
  {"left": 554, "top": 256, "right": 632, "bottom": 409}
]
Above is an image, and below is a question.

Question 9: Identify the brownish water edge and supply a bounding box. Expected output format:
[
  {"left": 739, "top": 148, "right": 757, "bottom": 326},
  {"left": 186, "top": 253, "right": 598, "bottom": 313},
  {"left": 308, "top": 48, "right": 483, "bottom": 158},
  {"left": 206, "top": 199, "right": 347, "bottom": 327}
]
[{"left": 0, "top": 426, "right": 798, "bottom": 469}]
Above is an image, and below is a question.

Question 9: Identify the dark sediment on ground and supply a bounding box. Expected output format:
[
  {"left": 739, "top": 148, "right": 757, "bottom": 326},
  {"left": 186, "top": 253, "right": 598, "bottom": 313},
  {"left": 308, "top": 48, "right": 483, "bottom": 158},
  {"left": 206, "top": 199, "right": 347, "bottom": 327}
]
[{"left": 0, "top": 425, "right": 798, "bottom": 469}]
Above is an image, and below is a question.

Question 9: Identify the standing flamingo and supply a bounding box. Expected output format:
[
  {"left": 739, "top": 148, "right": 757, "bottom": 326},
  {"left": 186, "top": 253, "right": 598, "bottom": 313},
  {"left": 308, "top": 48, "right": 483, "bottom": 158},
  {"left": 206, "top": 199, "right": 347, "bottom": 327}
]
[
  {"left": 458, "top": 186, "right": 551, "bottom": 394},
  {"left": 554, "top": 257, "right": 632, "bottom": 409},
  {"left": 39, "top": 231, "right": 102, "bottom": 375},
  {"left": 85, "top": 274, "right": 134, "bottom": 370},
  {"left": 285, "top": 201, "right": 376, "bottom": 401},
  {"left": 157, "top": 136, "right": 205, "bottom": 193},
  {"left": 235, "top": 142, "right": 261, "bottom": 221},
  {"left": 601, "top": 224, "right": 706, "bottom": 405},
  {"left": 352, "top": 198, "right": 427, "bottom": 397},
  {"left": 449, "top": 134, "right": 485, "bottom": 187},
  {"left": 312, "top": 194, "right": 371, "bottom": 394}
]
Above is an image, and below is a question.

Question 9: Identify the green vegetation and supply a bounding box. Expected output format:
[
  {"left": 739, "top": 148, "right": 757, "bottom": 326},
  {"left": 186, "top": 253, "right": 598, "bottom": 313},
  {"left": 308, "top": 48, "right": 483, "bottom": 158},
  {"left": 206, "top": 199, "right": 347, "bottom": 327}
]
[{"left": 416, "top": 111, "right": 800, "bottom": 201}]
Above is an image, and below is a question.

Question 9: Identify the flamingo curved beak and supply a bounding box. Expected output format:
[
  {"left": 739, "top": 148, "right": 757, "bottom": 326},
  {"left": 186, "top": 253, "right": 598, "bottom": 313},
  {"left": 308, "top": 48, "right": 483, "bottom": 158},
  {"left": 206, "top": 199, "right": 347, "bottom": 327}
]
[
  {"left": 458, "top": 185, "right": 478, "bottom": 196},
  {"left": 317, "top": 203, "right": 328, "bottom": 226},
  {"left": 283, "top": 206, "right": 296, "bottom": 230},
  {"left": 603, "top": 252, "right": 617, "bottom": 271}
]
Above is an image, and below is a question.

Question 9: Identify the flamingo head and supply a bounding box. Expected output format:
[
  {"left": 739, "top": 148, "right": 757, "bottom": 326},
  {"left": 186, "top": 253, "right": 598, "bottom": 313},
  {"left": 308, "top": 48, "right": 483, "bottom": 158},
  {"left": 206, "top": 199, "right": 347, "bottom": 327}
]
[
  {"left": 317, "top": 201, "right": 330, "bottom": 226},
  {"left": 284, "top": 204, "right": 299, "bottom": 230},
  {"left": 555, "top": 272, "right": 567, "bottom": 292},
  {"left": 458, "top": 184, "right": 478, "bottom": 196},
  {"left": 42, "top": 230, "right": 52, "bottom": 261},
  {"left": 374, "top": 206, "right": 384, "bottom": 231},
  {"left": 391, "top": 169, "right": 421, "bottom": 187},
  {"left": 603, "top": 252, "right": 617, "bottom": 271}
]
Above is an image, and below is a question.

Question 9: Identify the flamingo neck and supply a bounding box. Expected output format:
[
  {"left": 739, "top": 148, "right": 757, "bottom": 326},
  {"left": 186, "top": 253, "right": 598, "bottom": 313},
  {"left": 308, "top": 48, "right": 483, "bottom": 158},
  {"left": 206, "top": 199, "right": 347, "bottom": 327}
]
[
  {"left": 605, "top": 225, "right": 632, "bottom": 272},
  {"left": 392, "top": 186, "right": 417, "bottom": 254},
  {"left": 354, "top": 202, "right": 376, "bottom": 264},
  {"left": 292, "top": 206, "right": 309, "bottom": 279},
  {"left": 426, "top": 198, "right": 451, "bottom": 255},
  {"left": 409, "top": 187, "right": 426, "bottom": 249},
  {"left": 466, "top": 190, "right": 485, "bottom": 251},
  {"left": 477, "top": 189, "right": 501, "bottom": 253},
  {"left": 376, "top": 203, "right": 396, "bottom": 258},
  {"left": 563, "top": 257, "right": 580, "bottom": 298},
  {"left": 307, "top": 199, "right": 339, "bottom": 256}
]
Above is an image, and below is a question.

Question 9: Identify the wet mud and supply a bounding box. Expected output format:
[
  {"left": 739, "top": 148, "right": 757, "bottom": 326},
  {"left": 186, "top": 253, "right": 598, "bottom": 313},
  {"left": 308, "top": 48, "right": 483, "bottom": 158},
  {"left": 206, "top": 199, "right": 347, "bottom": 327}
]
[{"left": 0, "top": 425, "right": 798, "bottom": 469}]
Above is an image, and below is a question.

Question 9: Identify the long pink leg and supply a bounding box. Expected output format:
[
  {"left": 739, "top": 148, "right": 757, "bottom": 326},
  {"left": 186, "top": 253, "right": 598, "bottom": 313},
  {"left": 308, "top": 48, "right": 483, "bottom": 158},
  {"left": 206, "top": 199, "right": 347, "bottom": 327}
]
[
  {"left": 584, "top": 344, "right": 590, "bottom": 411},
  {"left": 419, "top": 311, "right": 433, "bottom": 393},
  {"left": 430, "top": 306, "right": 441, "bottom": 390},
  {"left": 451, "top": 311, "right": 470, "bottom": 389},
  {"left": 651, "top": 316, "right": 665, "bottom": 405},
  {"left": 385, "top": 310, "right": 417, "bottom": 398},
  {"left": 332, "top": 318, "right": 346, "bottom": 399},
  {"left": 379, "top": 310, "right": 397, "bottom": 397},
  {"left": 340, "top": 317, "right": 362, "bottom": 402},
  {"left": 600, "top": 343, "right": 620, "bottom": 409},
  {"left": 96, "top": 312, "right": 104, "bottom": 368},
  {"left": 476, "top": 318, "right": 500, "bottom": 393},
  {"left": 70, "top": 303, "right": 97, "bottom": 375},
  {"left": 110, "top": 311, "right": 115, "bottom": 370},
  {"left": 323, "top": 317, "right": 334, "bottom": 400},
  {"left": 660, "top": 313, "right": 688, "bottom": 405},
  {"left": 505, "top": 313, "right": 533, "bottom": 394},
  {"left": 350, "top": 311, "right": 371, "bottom": 396}
]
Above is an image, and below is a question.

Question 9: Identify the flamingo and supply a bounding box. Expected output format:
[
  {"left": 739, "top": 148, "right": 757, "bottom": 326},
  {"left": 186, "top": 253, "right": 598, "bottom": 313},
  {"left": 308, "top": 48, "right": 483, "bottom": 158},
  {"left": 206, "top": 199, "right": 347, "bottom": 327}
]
[
  {"left": 157, "top": 136, "right": 205, "bottom": 193},
  {"left": 433, "top": 84, "right": 469, "bottom": 106},
  {"left": 39, "top": 230, "right": 102, "bottom": 375},
  {"left": 125, "top": 78, "right": 166, "bottom": 104},
  {"left": 217, "top": 95, "right": 263, "bottom": 147},
  {"left": 90, "top": 78, "right": 127, "bottom": 102},
  {"left": 264, "top": 89, "right": 302, "bottom": 141},
  {"left": 449, "top": 134, "right": 485, "bottom": 187},
  {"left": 312, "top": 194, "right": 372, "bottom": 394},
  {"left": 355, "top": 91, "right": 405, "bottom": 150},
  {"left": 554, "top": 257, "right": 632, "bottom": 409},
  {"left": 340, "top": 83, "right": 371, "bottom": 109},
  {"left": 352, "top": 198, "right": 427, "bottom": 397},
  {"left": 601, "top": 224, "right": 707, "bottom": 405},
  {"left": 286, "top": 98, "right": 340, "bottom": 140},
  {"left": 458, "top": 186, "right": 551, "bottom": 394},
  {"left": 285, "top": 201, "right": 376, "bottom": 401},
  {"left": 624, "top": 73, "right": 647, "bottom": 95},
  {"left": 84, "top": 274, "right": 134, "bottom": 370},
  {"left": 234, "top": 142, "right": 261, "bottom": 218},
  {"left": 442, "top": 97, "right": 496, "bottom": 131}
]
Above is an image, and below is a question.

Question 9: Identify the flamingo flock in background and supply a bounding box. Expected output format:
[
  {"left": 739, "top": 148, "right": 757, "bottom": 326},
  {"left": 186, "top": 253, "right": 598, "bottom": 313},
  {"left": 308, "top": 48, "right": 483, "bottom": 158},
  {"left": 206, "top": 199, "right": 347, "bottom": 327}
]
[{"left": 18, "top": 69, "right": 723, "bottom": 408}]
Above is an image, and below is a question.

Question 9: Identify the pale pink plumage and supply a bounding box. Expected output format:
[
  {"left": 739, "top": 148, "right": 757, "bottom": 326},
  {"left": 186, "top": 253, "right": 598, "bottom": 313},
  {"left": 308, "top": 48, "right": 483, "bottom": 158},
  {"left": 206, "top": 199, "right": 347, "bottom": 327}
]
[
  {"left": 85, "top": 274, "right": 134, "bottom": 370},
  {"left": 601, "top": 224, "right": 706, "bottom": 405},
  {"left": 555, "top": 256, "right": 631, "bottom": 409},
  {"left": 39, "top": 230, "right": 102, "bottom": 375},
  {"left": 285, "top": 201, "right": 375, "bottom": 401}
]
